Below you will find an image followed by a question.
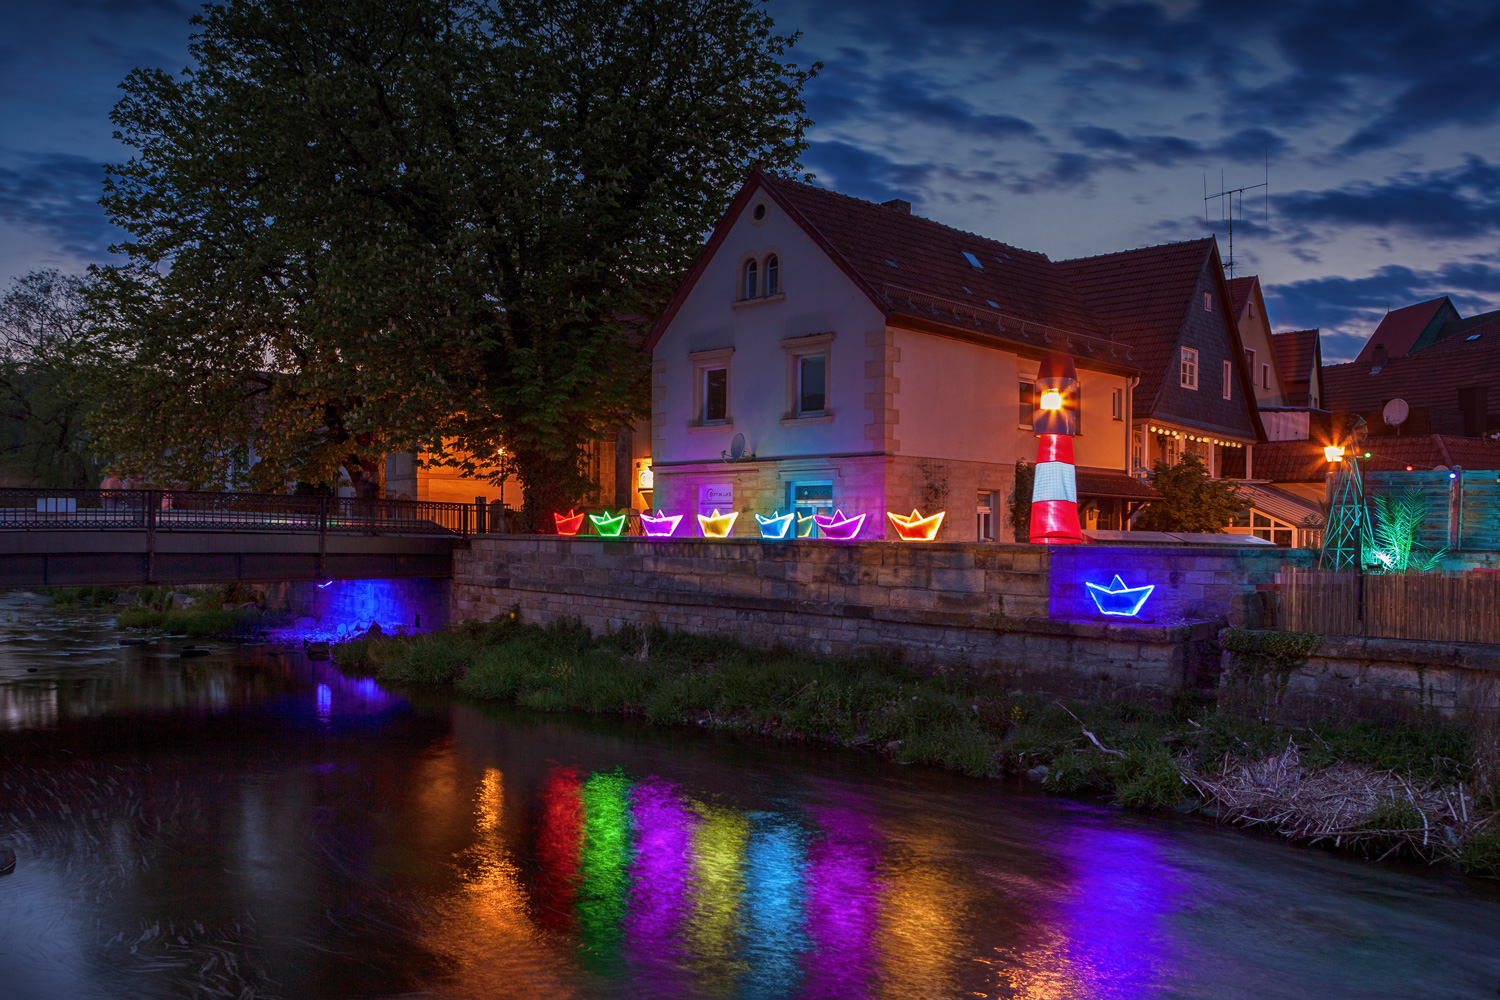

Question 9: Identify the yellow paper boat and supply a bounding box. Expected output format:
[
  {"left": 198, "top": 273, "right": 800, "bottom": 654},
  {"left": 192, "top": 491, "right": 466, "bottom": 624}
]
[{"left": 697, "top": 509, "right": 739, "bottom": 538}]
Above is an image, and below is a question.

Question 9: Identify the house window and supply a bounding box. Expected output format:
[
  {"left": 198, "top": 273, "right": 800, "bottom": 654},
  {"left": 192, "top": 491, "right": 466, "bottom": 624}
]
[
  {"left": 1203, "top": 292, "right": 1212, "bottom": 312},
  {"left": 1111, "top": 387, "right": 1123, "bottom": 420},
  {"left": 977, "top": 491, "right": 995, "bottom": 541},
  {"left": 1248, "top": 299, "right": 1255, "bottom": 318},
  {"left": 1132, "top": 428, "right": 1143, "bottom": 473},
  {"left": 1180, "top": 347, "right": 1198, "bottom": 389},
  {"left": 1244, "top": 348, "right": 1255, "bottom": 374},
  {"left": 765, "top": 254, "right": 780, "bottom": 296},
  {"left": 1019, "top": 380, "right": 1034, "bottom": 427},
  {"left": 703, "top": 367, "right": 728, "bottom": 423},
  {"left": 1222, "top": 360, "right": 1232, "bottom": 399},
  {"left": 1262, "top": 363, "right": 1270, "bottom": 389},
  {"left": 798, "top": 353, "right": 826, "bottom": 414},
  {"left": 742, "top": 259, "right": 758, "bottom": 300}
]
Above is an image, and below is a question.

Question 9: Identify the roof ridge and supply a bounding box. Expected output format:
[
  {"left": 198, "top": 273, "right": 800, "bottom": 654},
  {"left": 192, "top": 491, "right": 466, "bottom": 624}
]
[{"left": 1056, "top": 236, "right": 1215, "bottom": 266}]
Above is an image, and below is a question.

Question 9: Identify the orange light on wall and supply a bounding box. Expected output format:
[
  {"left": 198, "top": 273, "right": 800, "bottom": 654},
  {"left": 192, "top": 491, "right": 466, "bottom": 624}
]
[
  {"left": 697, "top": 509, "right": 739, "bottom": 537},
  {"left": 886, "top": 509, "right": 945, "bottom": 541},
  {"left": 554, "top": 510, "right": 585, "bottom": 536},
  {"left": 1324, "top": 445, "right": 1345, "bottom": 463}
]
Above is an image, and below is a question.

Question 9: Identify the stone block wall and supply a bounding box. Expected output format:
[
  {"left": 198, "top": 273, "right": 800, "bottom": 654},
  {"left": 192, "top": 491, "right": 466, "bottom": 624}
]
[
  {"left": 1223, "top": 632, "right": 1500, "bottom": 723},
  {"left": 451, "top": 537, "right": 1264, "bottom": 699}
]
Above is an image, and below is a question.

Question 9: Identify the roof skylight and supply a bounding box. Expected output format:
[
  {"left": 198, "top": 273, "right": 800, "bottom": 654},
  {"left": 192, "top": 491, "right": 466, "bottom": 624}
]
[
  {"left": 1468, "top": 334, "right": 1482, "bottom": 340},
  {"left": 986, "top": 299, "right": 1000, "bottom": 309},
  {"left": 962, "top": 251, "right": 983, "bottom": 269},
  {"left": 886, "top": 259, "right": 897, "bottom": 268}
]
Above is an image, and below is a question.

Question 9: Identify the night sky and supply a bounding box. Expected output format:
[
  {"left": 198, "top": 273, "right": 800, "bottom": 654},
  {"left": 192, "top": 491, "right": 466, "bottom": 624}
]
[{"left": 3, "top": 1, "right": 1499, "bottom": 361}]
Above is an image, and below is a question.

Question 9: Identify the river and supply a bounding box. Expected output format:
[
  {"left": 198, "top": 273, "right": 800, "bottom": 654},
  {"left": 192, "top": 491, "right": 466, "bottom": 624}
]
[{"left": 0, "top": 591, "right": 1496, "bottom": 999}]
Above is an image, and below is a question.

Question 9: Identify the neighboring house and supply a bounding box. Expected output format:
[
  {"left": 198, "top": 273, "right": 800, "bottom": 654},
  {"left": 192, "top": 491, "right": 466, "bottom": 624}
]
[
  {"left": 1271, "top": 329, "right": 1324, "bottom": 408},
  {"left": 644, "top": 170, "right": 1150, "bottom": 541},
  {"left": 1324, "top": 307, "right": 1500, "bottom": 439},
  {"left": 1057, "top": 239, "right": 1266, "bottom": 482},
  {"left": 1227, "top": 275, "right": 1287, "bottom": 407}
]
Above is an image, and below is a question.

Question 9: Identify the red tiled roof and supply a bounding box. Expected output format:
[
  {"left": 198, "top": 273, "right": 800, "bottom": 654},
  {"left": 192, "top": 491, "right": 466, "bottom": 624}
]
[
  {"left": 1075, "top": 466, "right": 1160, "bottom": 500},
  {"left": 1323, "top": 320, "right": 1500, "bottom": 413},
  {"left": 1055, "top": 239, "right": 1215, "bottom": 412},
  {"left": 767, "top": 178, "right": 1120, "bottom": 351},
  {"left": 1253, "top": 434, "right": 1500, "bottom": 482},
  {"left": 1227, "top": 275, "right": 1256, "bottom": 317},
  {"left": 1272, "top": 329, "right": 1319, "bottom": 385},
  {"left": 1353, "top": 297, "right": 1450, "bottom": 363}
]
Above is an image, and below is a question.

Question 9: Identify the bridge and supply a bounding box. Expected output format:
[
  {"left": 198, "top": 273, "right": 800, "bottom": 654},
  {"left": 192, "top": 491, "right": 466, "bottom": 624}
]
[{"left": 0, "top": 488, "right": 487, "bottom": 587}]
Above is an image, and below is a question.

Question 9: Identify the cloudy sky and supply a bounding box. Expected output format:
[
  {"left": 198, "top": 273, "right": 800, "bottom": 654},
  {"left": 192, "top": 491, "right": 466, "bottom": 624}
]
[{"left": 3, "top": 0, "right": 1499, "bottom": 361}]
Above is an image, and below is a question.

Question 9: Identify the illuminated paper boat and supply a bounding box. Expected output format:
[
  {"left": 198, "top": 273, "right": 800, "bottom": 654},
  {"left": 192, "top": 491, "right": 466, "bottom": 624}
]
[
  {"left": 697, "top": 509, "right": 739, "bottom": 538},
  {"left": 588, "top": 510, "right": 627, "bottom": 537},
  {"left": 640, "top": 509, "right": 682, "bottom": 537},
  {"left": 1085, "top": 575, "right": 1155, "bottom": 617},
  {"left": 886, "top": 508, "right": 945, "bottom": 541},
  {"left": 554, "top": 509, "right": 585, "bottom": 536},
  {"left": 756, "top": 510, "right": 794, "bottom": 539},
  {"left": 796, "top": 513, "right": 816, "bottom": 538},
  {"left": 813, "top": 509, "right": 866, "bottom": 541}
]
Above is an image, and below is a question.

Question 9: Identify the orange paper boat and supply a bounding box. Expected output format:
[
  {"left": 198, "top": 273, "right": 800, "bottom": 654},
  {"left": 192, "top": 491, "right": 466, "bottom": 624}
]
[{"left": 887, "top": 508, "right": 945, "bottom": 541}]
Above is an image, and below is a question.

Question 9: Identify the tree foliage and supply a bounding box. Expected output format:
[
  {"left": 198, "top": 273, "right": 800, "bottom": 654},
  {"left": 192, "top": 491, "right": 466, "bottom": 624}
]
[
  {"left": 1009, "top": 459, "right": 1033, "bottom": 542},
  {"left": 0, "top": 272, "right": 101, "bottom": 487},
  {"left": 79, "top": 0, "right": 817, "bottom": 513},
  {"left": 1133, "top": 453, "right": 1243, "bottom": 533}
]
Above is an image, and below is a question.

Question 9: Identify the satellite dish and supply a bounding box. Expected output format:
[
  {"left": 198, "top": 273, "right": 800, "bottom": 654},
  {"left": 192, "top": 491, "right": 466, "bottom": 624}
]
[
  {"left": 729, "top": 433, "right": 746, "bottom": 460},
  {"left": 1382, "top": 398, "right": 1409, "bottom": 427}
]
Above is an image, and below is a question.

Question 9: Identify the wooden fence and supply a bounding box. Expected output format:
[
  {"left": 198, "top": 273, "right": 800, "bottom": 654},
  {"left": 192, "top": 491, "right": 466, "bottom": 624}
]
[{"left": 1281, "top": 568, "right": 1500, "bottom": 644}]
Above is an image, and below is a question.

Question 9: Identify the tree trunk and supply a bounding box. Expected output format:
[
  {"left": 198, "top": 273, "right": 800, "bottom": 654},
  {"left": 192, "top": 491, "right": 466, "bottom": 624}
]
[{"left": 514, "top": 444, "right": 587, "bottom": 533}]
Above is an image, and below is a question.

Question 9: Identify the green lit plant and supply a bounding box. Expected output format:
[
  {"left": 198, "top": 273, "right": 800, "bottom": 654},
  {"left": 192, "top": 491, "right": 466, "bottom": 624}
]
[{"left": 1367, "top": 487, "right": 1445, "bottom": 573}]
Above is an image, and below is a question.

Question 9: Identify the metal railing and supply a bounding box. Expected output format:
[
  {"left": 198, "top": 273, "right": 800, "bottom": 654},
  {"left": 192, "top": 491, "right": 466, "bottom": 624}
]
[{"left": 0, "top": 488, "right": 477, "bottom": 538}]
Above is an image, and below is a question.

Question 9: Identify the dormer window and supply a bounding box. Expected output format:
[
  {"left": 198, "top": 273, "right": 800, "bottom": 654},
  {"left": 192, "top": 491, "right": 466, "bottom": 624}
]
[
  {"left": 742, "top": 259, "right": 758, "bottom": 300},
  {"left": 765, "top": 255, "right": 780, "bottom": 295}
]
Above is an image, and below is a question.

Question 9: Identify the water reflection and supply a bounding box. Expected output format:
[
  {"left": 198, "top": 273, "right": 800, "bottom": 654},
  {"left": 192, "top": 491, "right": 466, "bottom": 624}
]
[{"left": 1, "top": 591, "right": 1499, "bottom": 999}]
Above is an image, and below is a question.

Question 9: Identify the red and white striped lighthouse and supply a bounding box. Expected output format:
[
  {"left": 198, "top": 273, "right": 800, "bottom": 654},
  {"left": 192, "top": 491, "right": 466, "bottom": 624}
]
[{"left": 1029, "top": 353, "right": 1084, "bottom": 545}]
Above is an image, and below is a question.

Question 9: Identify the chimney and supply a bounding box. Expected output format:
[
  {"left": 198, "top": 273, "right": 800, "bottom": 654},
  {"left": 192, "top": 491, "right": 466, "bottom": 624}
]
[
  {"left": 881, "top": 198, "right": 911, "bottom": 215},
  {"left": 1371, "top": 343, "right": 1388, "bottom": 366}
]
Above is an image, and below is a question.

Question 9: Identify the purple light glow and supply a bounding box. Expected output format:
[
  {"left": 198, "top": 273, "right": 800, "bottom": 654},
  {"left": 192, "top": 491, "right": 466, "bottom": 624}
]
[
  {"left": 624, "top": 779, "right": 700, "bottom": 981},
  {"left": 801, "top": 806, "right": 881, "bottom": 997}
]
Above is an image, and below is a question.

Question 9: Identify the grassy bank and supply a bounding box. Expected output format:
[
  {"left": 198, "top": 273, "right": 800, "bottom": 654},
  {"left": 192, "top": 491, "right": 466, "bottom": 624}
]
[
  {"left": 50, "top": 583, "right": 281, "bottom": 637},
  {"left": 335, "top": 614, "right": 1500, "bottom": 874}
]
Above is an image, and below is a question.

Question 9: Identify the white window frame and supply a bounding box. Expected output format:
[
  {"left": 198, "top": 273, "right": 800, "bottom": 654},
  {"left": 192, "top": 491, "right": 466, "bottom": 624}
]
[
  {"left": 741, "top": 259, "right": 758, "bottom": 300},
  {"left": 1180, "top": 347, "right": 1198, "bottom": 390},
  {"left": 688, "top": 347, "right": 735, "bottom": 427},
  {"left": 1111, "top": 386, "right": 1123, "bottom": 420},
  {"left": 765, "top": 254, "right": 780, "bottom": 296},
  {"left": 1262, "top": 363, "right": 1270, "bottom": 389},
  {"left": 1203, "top": 292, "right": 1212, "bottom": 312},
  {"left": 796, "top": 353, "right": 827, "bottom": 416},
  {"left": 1222, "top": 360, "right": 1232, "bottom": 399},
  {"left": 977, "top": 490, "right": 995, "bottom": 541},
  {"left": 780, "top": 332, "right": 834, "bottom": 423},
  {"left": 1019, "top": 379, "right": 1035, "bottom": 428}
]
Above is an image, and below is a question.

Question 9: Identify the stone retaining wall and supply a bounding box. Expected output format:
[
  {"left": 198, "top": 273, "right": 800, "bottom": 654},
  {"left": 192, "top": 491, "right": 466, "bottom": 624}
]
[{"left": 451, "top": 537, "right": 1286, "bottom": 699}]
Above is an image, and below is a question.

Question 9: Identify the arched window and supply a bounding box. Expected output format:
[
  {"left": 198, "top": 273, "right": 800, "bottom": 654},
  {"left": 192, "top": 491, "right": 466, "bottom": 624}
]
[
  {"left": 765, "top": 254, "right": 780, "bottom": 295},
  {"left": 742, "top": 259, "right": 758, "bottom": 300}
]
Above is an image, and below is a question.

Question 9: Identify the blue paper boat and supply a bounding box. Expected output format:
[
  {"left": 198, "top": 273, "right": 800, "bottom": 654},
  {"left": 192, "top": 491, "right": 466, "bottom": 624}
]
[{"left": 1085, "top": 575, "right": 1155, "bottom": 617}]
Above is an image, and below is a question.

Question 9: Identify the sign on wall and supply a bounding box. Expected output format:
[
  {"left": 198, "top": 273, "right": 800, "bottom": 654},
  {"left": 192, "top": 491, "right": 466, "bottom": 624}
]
[{"left": 698, "top": 483, "right": 733, "bottom": 515}]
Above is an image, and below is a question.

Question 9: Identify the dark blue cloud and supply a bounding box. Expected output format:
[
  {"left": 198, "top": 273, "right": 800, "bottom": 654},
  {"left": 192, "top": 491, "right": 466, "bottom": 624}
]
[
  {"left": 802, "top": 140, "right": 933, "bottom": 206},
  {"left": 0, "top": 153, "right": 119, "bottom": 260},
  {"left": 1276, "top": 156, "right": 1500, "bottom": 239},
  {"left": 1342, "top": 64, "right": 1500, "bottom": 153},
  {"left": 1060, "top": 58, "right": 1193, "bottom": 93}
]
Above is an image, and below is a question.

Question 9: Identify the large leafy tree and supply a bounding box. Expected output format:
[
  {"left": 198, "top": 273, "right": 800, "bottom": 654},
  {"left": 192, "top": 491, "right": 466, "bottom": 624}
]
[
  {"left": 0, "top": 271, "right": 102, "bottom": 487},
  {"left": 81, "top": 0, "right": 816, "bottom": 515},
  {"left": 1133, "top": 453, "right": 1244, "bottom": 533}
]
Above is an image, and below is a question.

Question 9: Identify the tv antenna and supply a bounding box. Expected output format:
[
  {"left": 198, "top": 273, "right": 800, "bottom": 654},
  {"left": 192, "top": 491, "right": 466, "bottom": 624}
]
[{"left": 1204, "top": 157, "right": 1269, "bottom": 279}]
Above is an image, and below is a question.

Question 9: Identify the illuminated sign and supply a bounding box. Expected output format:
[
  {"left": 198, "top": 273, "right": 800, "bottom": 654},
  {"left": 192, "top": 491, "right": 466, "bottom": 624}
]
[
  {"left": 640, "top": 509, "right": 682, "bottom": 537},
  {"left": 697, "top": 509, "right": 738, "bottom": 537},
  {"left": 554, "top": 510, "right": 585, "bottom": 536},
  {"left": 756, "top": 511, "right": 794, "bottom": 539},
  {"left": 813, "top": 510, "right": 865, "bottom": 541},
  {"left": 1085, "top": 575, "right": 1155, "bottom": 617},
  {"left": 588, "top": 510, "right": 627, "bottom": 537},
  {"left": 637, "top": 464, "right": 655, "bottom": 490},
  {"left": 886, "top": 509, "right": 945, "bottom": 541}
]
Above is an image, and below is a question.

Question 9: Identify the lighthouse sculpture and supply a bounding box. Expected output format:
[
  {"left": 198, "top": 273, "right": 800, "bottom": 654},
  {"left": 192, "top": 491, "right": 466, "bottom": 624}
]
[{"left": 1029, "top": 353, "right": 1084, "bottom": 545}]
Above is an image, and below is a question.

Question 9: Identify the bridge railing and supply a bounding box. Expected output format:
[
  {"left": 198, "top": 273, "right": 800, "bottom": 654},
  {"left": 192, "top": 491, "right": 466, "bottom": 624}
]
[{"left": 0, "top": 488, "right": 475, "bottom": 537}]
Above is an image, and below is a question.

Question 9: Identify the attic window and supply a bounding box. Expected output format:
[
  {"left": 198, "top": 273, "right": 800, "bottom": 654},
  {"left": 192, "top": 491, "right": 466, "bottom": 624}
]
[
  {"left": 1203, "top": 292, "right": 1212, "bottom": 312},
  {"left": 752, "top": 204, "right": 766, "bottom": 221},
  {"left": 995, "top": 253, "right": 1011, "bottom": 262},
  {"left": 962, "top": 252, "right": 983, "bottom": 269}
]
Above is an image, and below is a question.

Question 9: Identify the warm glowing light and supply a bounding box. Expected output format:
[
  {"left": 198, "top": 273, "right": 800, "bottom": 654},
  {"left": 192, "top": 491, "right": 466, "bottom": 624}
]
[
  {"left": 796, "top": 513, "right": 817, "bottom": 538},
  {"left": 756, "top": 510, "right": 795, "bottom": 539},
  {"left": 886, "top": 509, "right": 945, "bottom": 541},
  {"left": 813, "top": 510, "right": 866, "bottom": 540},
  {"left": 640, "top": 509, "right": 682, "bottom": 537},
  {"left": 1323, "top": 445, "right": 1345, "bottom": 463},
  {"left": 588, "top": 510, "right": 627, "bottom": 537},
  {"left": 555, "top": 509, "right": 585, "bottom": 535},
  {"left": 1085, "top": 575, "right": 1155, "bottom": 617},
  {"left": 697, "top": 509, "right": 739, "bottom": 537},
  {"left": 1039, "top": 389, "right": 1063, "bottom": 410},
  {"left": 637, "top": 464, "right": 655, "bottom": 490}
]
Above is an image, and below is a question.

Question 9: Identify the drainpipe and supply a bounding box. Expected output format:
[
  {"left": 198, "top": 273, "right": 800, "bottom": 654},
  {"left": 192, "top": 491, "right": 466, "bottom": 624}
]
[
  {"left": 1449, "top": 466, "right": 1464, "bottom": 550},
  {"left": 1246, "top": 441, "right": 1254, "bottom": 481}
]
